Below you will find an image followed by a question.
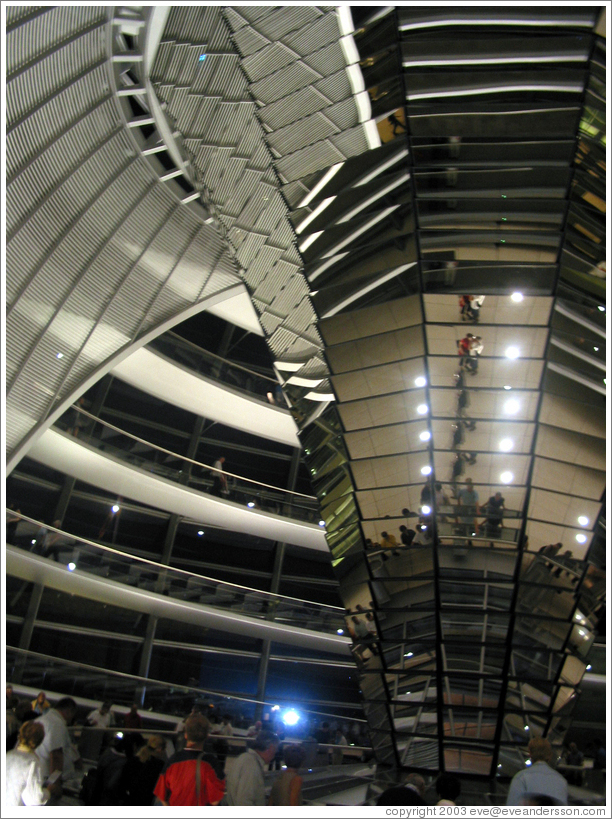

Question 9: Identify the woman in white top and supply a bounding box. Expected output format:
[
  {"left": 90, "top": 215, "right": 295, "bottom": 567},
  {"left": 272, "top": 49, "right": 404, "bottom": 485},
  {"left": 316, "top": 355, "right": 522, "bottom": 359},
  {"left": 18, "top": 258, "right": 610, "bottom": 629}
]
[{"left": 5, "top": 721, "right": 59, "bottom": 806}]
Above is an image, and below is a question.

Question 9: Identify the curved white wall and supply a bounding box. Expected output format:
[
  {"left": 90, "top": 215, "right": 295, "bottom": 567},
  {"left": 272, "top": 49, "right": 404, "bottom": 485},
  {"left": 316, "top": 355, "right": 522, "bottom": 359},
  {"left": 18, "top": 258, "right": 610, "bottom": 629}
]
[
  {"left": 28, "top": 430, "right": 327, "bottom": 552},
  {"left": 111, "top": 347, "right": 300, "bottom": 448}
]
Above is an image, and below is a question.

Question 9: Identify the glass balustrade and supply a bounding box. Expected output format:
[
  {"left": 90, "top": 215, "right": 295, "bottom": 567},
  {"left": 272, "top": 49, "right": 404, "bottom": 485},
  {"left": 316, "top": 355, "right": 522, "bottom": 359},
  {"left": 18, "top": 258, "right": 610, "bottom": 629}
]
[
  {"left": 7, "top": 513, "right": 345, "bottom": 636},
  {"left": 149, "top": 332, "right": 282, "bottom": 404},
  {"left": 6, "top": 647, "right": 371, "bottom": 762},
  {"left": 54, "top": 406, "right": 321, "bottom": 524}
]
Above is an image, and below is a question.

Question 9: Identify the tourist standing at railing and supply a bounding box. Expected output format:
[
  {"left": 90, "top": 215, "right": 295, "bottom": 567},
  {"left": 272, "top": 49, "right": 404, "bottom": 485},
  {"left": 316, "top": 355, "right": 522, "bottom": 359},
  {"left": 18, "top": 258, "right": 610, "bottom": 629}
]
[
  {"left": 87, "top": 701, "right": 113, "bottom": 729},
  {"left": 34, "top": 697, "right": 82, "bottom": 794},
  {"left": 31, "top": 692, "right": 51, "bottom": 716},
  {"left": 506, "top": 737, "right": 568, "bottom": 806},
  {"left": 209, "top": 456, "right": 228, "bottom": 497},
  {"left": 124, "top": 703, "right": 142, "bottom": 730}
]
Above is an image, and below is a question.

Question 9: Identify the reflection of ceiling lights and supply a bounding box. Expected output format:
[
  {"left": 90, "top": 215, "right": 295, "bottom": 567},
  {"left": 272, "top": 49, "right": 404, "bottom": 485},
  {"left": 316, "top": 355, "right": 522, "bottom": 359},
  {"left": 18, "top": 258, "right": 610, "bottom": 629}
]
[
  {"left": 499, "top": 438, "right": 513, "bottom": 452},
  {"left": 511, "top": 292, "right": 524, "bottom": 302},
  {"left": 419, "top": 430, "right": 431, "bottom": 442},
  {"left": 577, "top": 516, "right": 589, "bottom": 526},
  {"left": 414, "top": 376, "right": 427, "bottom": 387},
  {"left": 504, "top": 399, "right": 520, "bottom": 414},
  {"left": 421, "top": 505, "right": 431, "bottom": 515},
  {"left": 417, "top": 404, "right": 428, "bottom": 415},
  {"left": 576, "top": 534, "right": 587, "bottom": 543},
  {"left": 421, "top": 466, "right": 432, "bottom": 476},
  {"left": 500, "top": 471, "right": 514, "bottom": 484},
  {"left": 297, "top": 163, "right": 344, "bottom": 208},
  {"left": 505, "top": 346, "right": 520, "bottom": 359},
  {"left": 503, "top": 385, "right": 512, "bottom": 390},
  {"left": 597, "top": 305, "right": 605, "bottom": 312}
]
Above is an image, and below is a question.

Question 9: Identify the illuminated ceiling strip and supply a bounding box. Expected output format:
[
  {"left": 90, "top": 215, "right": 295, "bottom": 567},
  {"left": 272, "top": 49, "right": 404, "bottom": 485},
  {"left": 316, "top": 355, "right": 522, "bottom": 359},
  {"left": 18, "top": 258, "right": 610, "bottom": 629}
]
[
  {"left": 322, "top": 205, "right": 400, "bottom": 257},
  {"left": 336, "top": 173, "right": 410, "bottom": 223},
  {"left": 285, "top": 376, "right": 324, "bottom": 387},
  {"left": 407, "top": 84, "right": 584, "bottom": 101},
  {"left": 298, "top": 231, "right": 324, "bottom": 253},
  {"left": 274, "top": 361, "right": 307, "bottom": 372},
  {"left": 321, "top": 263, "right": 417, "bottom": 318},
  {"left": 355, "top": 147, "right": 409, "bottom": 186},
  {"left": 399, "top": 18, "right": 594, "bottom": 32},
  {"left": 307, "top": 252, "right": 350, "bottom": 283},
  {"left": 365, "top": 7, "right": 394, "bottom": 24},
  {"left": 295, "top": 196, "right": 336, "bottom": 234},
  {"left": 296, "top": 163, "right": 344, "bottom": 209},
  {"left": 403, "top": 54, "right": 589, "bottom": 67},
  {"left": 304, "top": 391, "right": 336, "bottom": 401}
]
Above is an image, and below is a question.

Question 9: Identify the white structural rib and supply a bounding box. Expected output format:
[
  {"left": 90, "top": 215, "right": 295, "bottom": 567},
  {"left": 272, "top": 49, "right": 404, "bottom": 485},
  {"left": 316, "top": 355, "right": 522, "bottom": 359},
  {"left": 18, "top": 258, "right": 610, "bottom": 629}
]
[
  {"left": 111, "top": 347, "right": 300, "bottom": 448},
  {"left": 28, "top": 430, "right": 326, "bottom": 552},
  {"left": 6, "top": 548, "right": 350, "bottom": 656}
]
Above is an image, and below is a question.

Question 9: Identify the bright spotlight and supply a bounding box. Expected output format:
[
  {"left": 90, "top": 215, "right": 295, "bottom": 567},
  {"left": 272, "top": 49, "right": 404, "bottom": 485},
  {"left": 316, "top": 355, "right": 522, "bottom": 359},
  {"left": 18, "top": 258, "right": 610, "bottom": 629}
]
[
  {"left": 282, "top": 709, "right": 300, "bottom": 726},
  {"left": 197, "top": 530, "right": 205, "bottom": 536},
  {"left": 416, "top": 404, "right": 428, "bottom": 415},
  {"left": 319, "top": 520, "right": 326, "bottom": 527},
  {"left": 31, "top": 539, "right": 36, "bottom": 545},
  {"left": 271, "top": 705, "right": 280, "bottom": 712},
  {"left": 421, "top": 465, "right": 432, "bottom": 476},
  {"left": 414, "top": 376, "right": 427, "bottom": 387},
  {"left": 421, "top": 505, "right": 432, "bottom": 515},
  {"left": 405, "top": 651, "right": 413, "bottom": 658},
  {"left": 500, "top": 471, "right": 514, "bottom": 484},
  {"left": 499, "top": 438, "right": 513, "bottom": 452},
  {"left": 586, "top": 664, "right": 592, "bottom": 671},
  {"left": 337, "top": 628, "right": 344, "bottom": 635},
  {"left": 576, "top": 534, "right": 587, "bottom": 544},
  {"left": 597, "top": 305, "right": 605, "bottom": 312},
  {"left": 511, "top": 292, "right": 524, "bottom": 303},
  {"left": 505, "top": 346, "right": 520, "bottom": 359},
  {"left": 247, "top": 501, "right": 255, "bottom": 508},
  {"left": 577, "top": 516, "right": 589, "bottom": 526},
  {"left": 67, "top": 562, "right": 76, "bottom": 571},
  {"left": 111, "top": 504, "right": 120, "bottom": 513},
  {"left": 503, "top": 385, "right": 512, "bottom": 390},
  {"left": 56, "top": 352, "right": 64, "bottom": 359},
  {"left": 526, "top": 760, "right": 532, "bottom": 766},
  {"left": 524, "top": 725, "right": 529, "bottom": 731},
  {"left": 504, "top": 399, "right": 520, "bottom": 415},
  {"left": 419, "top": 430, "right": 431, "bottom": 442}
]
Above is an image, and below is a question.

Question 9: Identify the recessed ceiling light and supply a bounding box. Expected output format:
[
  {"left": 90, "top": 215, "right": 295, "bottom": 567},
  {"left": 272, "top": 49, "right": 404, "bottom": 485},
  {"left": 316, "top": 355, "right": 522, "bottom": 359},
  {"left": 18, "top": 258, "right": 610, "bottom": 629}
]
[
  {"left": 319, "top": 520, "right": 326, "bottom": 527},
  {"left": 511, "top": 292, "right": 524, "bottom": 302},
  {"left": 56, "top": 352, "right": 64, "bottom": 359},
  {"left": 586, "top": 664, "right": 592, "bottom": 671},
  {"left": 419, "top": 430, "right": 431, "bottom": 441},
  {"left": 405, "top": 651, "right": 413, "bottom": 657},
  {"left": 505, "top": 346, "right": 520, "bottom": 359},
  {"left": 597, "top": 305, "right": 605, "bottom": 312},
  {"left": 576, "top": 534, "right": 587, "bottom": 543},
  {"left": 500, "top": 471, "right": 514, "bottom": 484},
  {"left": 67, "top": 562, "right": 76, "bottom": 571},
  {"left": 504, "top": 399, "right": 520, "bottom": 415},
  {"left": 337, "top": 628, "right": 344, "bottom": 635},
  {"left": 421, "top": 465, "right": 432, "bottom": 475},
  {"left": 247, "top": 501, "right": 256, "bottom": 508},
  {"left": 416, "top": 404, "right": 428, "bottom": 415},
  {"left": 577, "top": 516, "right": 589, "bottom": 526},
  {"left": 499, "top": 438, "right": 513, "bottom": 452},
  {"left": 197, "top": 530, "right": 205, "bottom": 536},
  {"left": 421, "top": 505, "right": 431, "bottom": 515},
  {"left": 111, "top": 504, "right": 120, "bottom": 513},
  {"left": 414, "top": 376, "right": 427, "bottom": 387},
  {"left": 503, "top": 385, "right": 512, "bottom": 390},
  {"left": 593, "top": 347, "right": 599, "bottom": 352}
]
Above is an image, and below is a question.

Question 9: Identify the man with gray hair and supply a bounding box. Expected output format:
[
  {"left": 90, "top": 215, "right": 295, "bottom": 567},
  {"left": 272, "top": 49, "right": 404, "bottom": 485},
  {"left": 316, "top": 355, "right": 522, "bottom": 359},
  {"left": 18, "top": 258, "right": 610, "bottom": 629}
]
[
  {"left": 506, "top": 737, "right": 568, "bottom": 805},
  {"left": 225, "top": 729, "right": 279, "bottom": 805}
]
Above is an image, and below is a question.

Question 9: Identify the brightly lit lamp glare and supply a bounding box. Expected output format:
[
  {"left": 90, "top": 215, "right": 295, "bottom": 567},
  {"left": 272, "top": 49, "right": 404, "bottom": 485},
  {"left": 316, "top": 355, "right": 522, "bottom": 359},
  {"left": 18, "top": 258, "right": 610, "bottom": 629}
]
[
  {"left": 197, "top": 530, "right": 204, "bottom": 536},
  {"left": 421, "top": 505, "right": 432, "bottom": 515},
  {"left": 282, "top": 710, "right": 300, "bottom": 726},
  {"left": 499, "top": 438, "right": 513, "bottom": 452},
  {"left": 414, "top": 376, "right": 427, "bottom": 387},
  {"left": 111, "top": 504, "right": 120, "bottom": 513},
  {"left": 505, "top": 346, "right": 520, "bottom": 359},
  {"left": 511, "top": 292, "right": 524, "bottom": 303},
  {"left": 576, "top": 534, "right": 587, "bottom": 544},
  {"left": 419, "top": 430, "right": 431, "bottom": 441},
  {"left": 503, "top": 385, "right": 512, "bottom": 390},
  {"left": 319, "top": 520, "right": 326, "bottom": 527},
  {"left": 500, "top": 471, "right": 514, "bottom": 484},
  {"left": 247, "top": 501, "right": 256, "bottom": 508},
  {"left": 421, "top": 466, "right": 432, "bottom": 476},
  {"left": 597, "top": 305, "right": 605, "bottom": 312},
  {"left": 271, "top": 705, "right": 280, "bottom": 712},
  {"left": 337, "top": 628, "right": 344, "bottom": 635},
  {"left": 504, "top": 399, "right": 520, "bottom": 415},
  {"left": 67, "top": 562, "right": 76, "bottom": 571},
  {"left": 416, "top": 404, "right": 428, "bottom": 415},
  {"left": 577, "top": 516, "right": 589, "bottom": 526}
]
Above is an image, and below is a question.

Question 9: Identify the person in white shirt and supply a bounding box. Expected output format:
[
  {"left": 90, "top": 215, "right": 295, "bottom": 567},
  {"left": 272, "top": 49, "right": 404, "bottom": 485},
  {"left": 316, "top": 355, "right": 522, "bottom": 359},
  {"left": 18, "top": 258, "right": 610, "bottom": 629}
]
[
  {"left": 35, "top": 697, "right": 81, "bottom": 790},
  {"left": 506, "top": 738, "right": 568, "bottom": 806},
  {"left": 225, "top": 730, "right": 279, "bottom": 805},
  {"left": 5, "top": 722, "right": 61, "bottom": 806},
  {"left": 87, "top": 701, "right": 113, "bottom": 729}
]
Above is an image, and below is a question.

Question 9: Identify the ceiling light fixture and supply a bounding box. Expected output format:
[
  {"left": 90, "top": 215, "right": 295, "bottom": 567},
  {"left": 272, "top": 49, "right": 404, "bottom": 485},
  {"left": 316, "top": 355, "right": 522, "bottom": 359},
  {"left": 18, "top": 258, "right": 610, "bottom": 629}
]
[
  {"left": 419, "top": 430, "right": 431, "bottom": 441},
  {"left": 575, "top": 534, "right": 587, "bottom": 544},
  {"left": 577, "top": 516, "right": 589, "bottom": 526},
  {"left": 499, "top": 438, "right": 513, "bottom": 452},
  {"left": 414, "top": 376, "right": 427, "bottom": 387},
  {"left": 416, "top": 404, "right": 428, "bottom": 415},
  {"left": 504, "top": 399, "right": 520, "bottom": 414},
  {"left": 511, "top": 292, "right": 524, "bottom": 302},
  {"left": 500, "top": 471, "right": 514, "bottom": 484},
  {"left": 505, "top": 346, "right": 520, "bottom": 359},
  {"left": 421, "top": 466, "right": 432, "bottom": 476}
]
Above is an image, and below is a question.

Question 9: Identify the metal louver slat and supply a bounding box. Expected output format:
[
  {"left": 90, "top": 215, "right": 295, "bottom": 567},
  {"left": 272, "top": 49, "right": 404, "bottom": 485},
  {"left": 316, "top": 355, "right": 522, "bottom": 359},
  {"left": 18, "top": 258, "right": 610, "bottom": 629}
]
[
  {"left": 275, "top": 139, "right": 346, "bottom": 184},
  {"left": 242, "top": 42, "right": 299, "bottom": 84},
  {"left": 250, "top": 61, "right": 322, "bottom": 105},
  {"left": 268, "top": 112, "right": 340, "bottom": 156},
  {"left": 258, "top": 85, "right": 330, "bottom": 130},
  {"left": 282, "top": 11, "right": 341, "bottom": 55},
  {"left": 242, "top": 5, "right": 322, "bottom": 42},
  {"left": 231, "top": 26, "right": 270, "bottom": 57},
  {"left": 302, "top": 41, "right": 347, "bottom": 77}
]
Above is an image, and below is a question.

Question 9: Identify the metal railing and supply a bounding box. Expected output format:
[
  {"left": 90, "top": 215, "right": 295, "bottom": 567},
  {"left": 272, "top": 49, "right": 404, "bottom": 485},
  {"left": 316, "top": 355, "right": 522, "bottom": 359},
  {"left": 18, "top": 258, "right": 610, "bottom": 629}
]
[
  {"left": 54, "top": 405, "right": 321, "bottom": 523},
  {"left": 7, "top": 512, "right": 344, "bottom": 635}
]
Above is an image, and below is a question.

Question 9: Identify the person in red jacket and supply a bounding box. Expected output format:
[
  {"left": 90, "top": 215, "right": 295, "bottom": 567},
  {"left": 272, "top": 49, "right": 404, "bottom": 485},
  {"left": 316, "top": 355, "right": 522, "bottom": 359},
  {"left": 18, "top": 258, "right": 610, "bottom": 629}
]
[{"left": 154, "top": 713, "right": 224, "bottom": 806}]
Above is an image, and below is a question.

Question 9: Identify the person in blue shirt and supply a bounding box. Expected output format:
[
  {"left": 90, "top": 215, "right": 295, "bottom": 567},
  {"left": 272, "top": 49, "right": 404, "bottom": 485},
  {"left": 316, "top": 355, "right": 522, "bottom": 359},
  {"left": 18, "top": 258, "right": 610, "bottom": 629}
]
[{"left": 506, "top": 737, "right": 568, "bottom": 806}]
